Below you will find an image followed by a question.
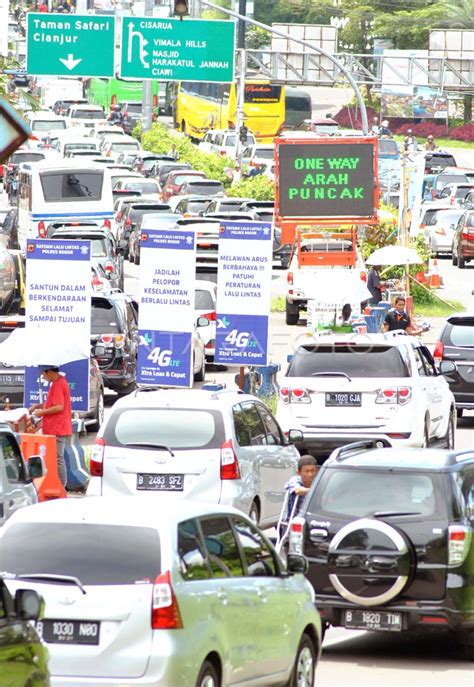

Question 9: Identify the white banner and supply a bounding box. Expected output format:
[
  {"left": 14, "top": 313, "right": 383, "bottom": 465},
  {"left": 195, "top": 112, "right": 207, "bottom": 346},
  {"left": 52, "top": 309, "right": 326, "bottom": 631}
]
[
  {"left": 215, "top": 220, "right": 273, "bottom": 366},
  {"left": 0, "top": 0, "right": 8, "bottom": 58},
  {"left": 25, "top": 239, "right": 91, "bottom": 411},
  {"left": 137, "top": 227, "right": 196, "bottom": 387}
]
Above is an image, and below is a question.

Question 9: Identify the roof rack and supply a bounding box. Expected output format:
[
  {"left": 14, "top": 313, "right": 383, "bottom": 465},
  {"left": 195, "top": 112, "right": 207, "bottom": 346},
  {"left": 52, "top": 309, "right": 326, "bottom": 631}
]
[{"left": 330, "top": 439, "right": 392, "bottom": 462}]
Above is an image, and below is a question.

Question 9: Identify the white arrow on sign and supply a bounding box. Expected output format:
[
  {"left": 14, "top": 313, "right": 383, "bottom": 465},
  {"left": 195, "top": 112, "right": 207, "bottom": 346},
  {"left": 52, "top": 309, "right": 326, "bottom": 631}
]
[{"left": 59, "top": 54, "right": 82, "bottom": 71}]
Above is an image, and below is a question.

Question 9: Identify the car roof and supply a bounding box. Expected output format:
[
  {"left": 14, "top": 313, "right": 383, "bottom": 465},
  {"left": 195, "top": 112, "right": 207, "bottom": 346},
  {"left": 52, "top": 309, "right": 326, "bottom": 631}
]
[
  {"left": 5, "top": 495, "right": 246, "bottom": 528},
  {"left": 109, "top": 387, "right": 253, "bottom": 412},
  {"left": 295, "top": 333, "right": 418, "bottom": 348},
  {"left": 325, "top": 448, "right": 474, "bottom": 471}
]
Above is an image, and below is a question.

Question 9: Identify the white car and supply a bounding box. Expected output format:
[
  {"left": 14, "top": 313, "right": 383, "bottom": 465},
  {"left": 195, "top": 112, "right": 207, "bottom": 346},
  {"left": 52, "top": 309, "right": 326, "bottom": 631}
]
[
  {"left": 423, "top": 208, "right": 463, "bottom": 256},
  {"left": 198, "top": 128, "right": 257, "bottom": 157},
  {"left": 66, "top": 104, "right": 107, "bottom": 128},
  {"left": 87, "top": 387, "right": 301, "bottom": 527},
  {"left": 276, "top": 333, "right": 457, "bottom": 457},
  {"left": 1, "top": 498, "right": 321, "bottom": 687},
  {"left": 195, "top": 279, "right": 217, "bottom": 360},
  {"left": 102, "top": 136, "right": 141, "bottom": 161}
]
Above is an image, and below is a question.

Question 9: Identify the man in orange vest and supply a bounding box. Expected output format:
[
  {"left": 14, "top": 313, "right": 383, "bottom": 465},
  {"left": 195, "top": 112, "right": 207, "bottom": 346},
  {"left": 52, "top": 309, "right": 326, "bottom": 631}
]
[{"left": 28, "top": 365, "right": 72, "bottom": 488}]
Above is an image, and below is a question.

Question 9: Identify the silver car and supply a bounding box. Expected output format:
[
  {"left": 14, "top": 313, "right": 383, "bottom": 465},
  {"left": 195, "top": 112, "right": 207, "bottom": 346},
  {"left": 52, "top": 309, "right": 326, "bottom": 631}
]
[
  {"left": 424, "top": 208, "right": 463, "bottom": 255},
  {"left": 1, "top": 497, "right": 322, "bottom": 687},
  {"left": 0, "top": 423, "right": 43, "bottom": 525},
  {"left": 87, "top": 388, "right": 301, "bottom": 528}
]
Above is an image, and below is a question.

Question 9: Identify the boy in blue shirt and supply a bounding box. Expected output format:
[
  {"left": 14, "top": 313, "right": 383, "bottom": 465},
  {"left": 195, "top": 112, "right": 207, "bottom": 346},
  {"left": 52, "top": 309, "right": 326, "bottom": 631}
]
[{"left": 285, "top": 455, "right": 319, "bottom": 520}]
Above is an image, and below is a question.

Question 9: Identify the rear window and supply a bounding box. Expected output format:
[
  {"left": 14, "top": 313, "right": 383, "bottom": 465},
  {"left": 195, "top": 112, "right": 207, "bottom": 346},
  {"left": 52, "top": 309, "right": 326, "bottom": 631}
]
[
  {"left": 32, "top": 120, "right": 66, "bottom": 132},
  {"left": 91, "top": 300, "right": 121, "bottom": 334},
  {"left": 173, "top": 174, "right": 204, "bottom": 185},
  {"left": 129, "top": 206, "right": 167, "bottom": 221},
  {"left": 378, "top": 140, "right": 399, "bottom": 157},
  {"left": 287, "top": 345, "right": 409, "bottom": 378},
  {"left": 286, "top": 95, "right": 311, "bottom": 112},
  {"left": 428, "top": 155, "right": 456, "bottom": 169},
  {"left": 435, "top": 175, "right": 467, "bottom": 190},
  {"left": 124, "top": 182, "right": 159, "bottom": 193},
  {"left": 112, "top": 142, "right": 140, "bottom": 152},
  {"left": 188, "top": 182, "right": 224, "bottom": 195},
  {"left": 0, "top": 524, "right": 160, "bottom": 585},
  {"left": 254, "top": 149, "right": 274, "bottom": 160},
  {"left": 309, "top": 469, "right": 443, "bottom": 519},
  {"left": 40, "top": 171, "right": 104, "bottom": 202},
  {"left": 187, "top": 200, "right": 212, "bottom": 213},
  {"left": 443, "top": 318, "right": 474, "bottom": 347},
  {"left": 10, "top": 152, "right": 45, "bottom": 164},
  {"left": 455, "top": 186, "right": 474, "bottom": 198},
  {"left": 64, "top": 143, "right": 97, "bottom": 154},
  {"left": 105, "top": 408, "right": 225, "bottom": 450},
  {"left": 126, "top": 104, "right": 142, "bottom": 114},
  {"left": 195, "top": 289, "right": 215, "bottom": 310},
  {"left": 71, "top": 109, "right": 104, "bottom": 120}
]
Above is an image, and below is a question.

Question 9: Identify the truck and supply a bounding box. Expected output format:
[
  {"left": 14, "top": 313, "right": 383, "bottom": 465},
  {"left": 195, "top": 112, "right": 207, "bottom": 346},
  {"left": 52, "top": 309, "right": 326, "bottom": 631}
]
[
  {"left": 285, "top": 228, "right": 370, "bottom": 326},
  {"left": 39, "top": 77, "right": 84, "bottom": 110}
]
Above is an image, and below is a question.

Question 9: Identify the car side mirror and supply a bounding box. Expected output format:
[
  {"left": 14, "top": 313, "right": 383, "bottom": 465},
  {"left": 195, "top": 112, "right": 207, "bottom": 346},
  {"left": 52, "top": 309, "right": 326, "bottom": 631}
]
[
  {"left": 439, "top": 360, "right": 457, "bottom": 375},
  {"left": 15, "top": 589, "right": 43, "bottom": 621},
  {"left": 196, "top": 316, "right": 210, "bottom": 328},
  {"left": 93, "top": 344, "right": 107, "bottom": 357},
  {"left": 288, "top": 429, "right": 303, "bottom": 444},
  {"left": 28, "top": 455, "right": 44, "bottom": 480},
  {"left": 286, "top": 554, "right": 308, "bottom": 575}
]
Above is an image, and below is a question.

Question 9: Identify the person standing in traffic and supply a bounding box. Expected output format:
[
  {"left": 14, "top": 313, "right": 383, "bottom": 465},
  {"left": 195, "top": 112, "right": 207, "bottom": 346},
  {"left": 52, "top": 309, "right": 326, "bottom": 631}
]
[
  {"left": 28, "top": 365, "right": 72, "bottom": 488},
  {"left": 367, "top": 265, "right": 386, "bottom": 305},
  {"left": 425, "top": 135, "right": 437, "bottom": 151},
  {"left": 404, "top": 129, "right": 418, "bottom": 152},
  {"left": 167, "top": 143, "right": 179, "bottom": 161},
  {"left": 383, "top": 297, "right": 422, "bottom": 335}
]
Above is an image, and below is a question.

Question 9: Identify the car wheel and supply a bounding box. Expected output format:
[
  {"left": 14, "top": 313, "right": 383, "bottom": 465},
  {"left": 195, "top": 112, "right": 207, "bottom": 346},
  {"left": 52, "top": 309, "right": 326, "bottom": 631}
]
[
  {"left": 135, "top": 251, "right": 140, "bottom": 266},
  {"left": 88, "top": 389, "right": 105, "bottom": 433},
  {"left": 422, "top": 419, "right": 430, "bottom": 448},
  {"left": 443, "top": 411, "right": 455, "bottom": 449},
  {"left": 196, "top": 660, "right": 220, "bottom": 687},
  {"left": 451, "top": 251, "right": 457, "bottom": 266},
  {"left": 289, "top": 634, "right": 316, "bottom": 687},
  {"left": 249, "top": 500, "right": 260, "bottom": 525},
  {"left": 194, "top": 354, "right": 205, "bottom": 382},
  {"left": 457, "top": 255, "right": 466, "bottom": 269},
  {"left": 286, "top": 300, "right": 299, "bottom": 326}
]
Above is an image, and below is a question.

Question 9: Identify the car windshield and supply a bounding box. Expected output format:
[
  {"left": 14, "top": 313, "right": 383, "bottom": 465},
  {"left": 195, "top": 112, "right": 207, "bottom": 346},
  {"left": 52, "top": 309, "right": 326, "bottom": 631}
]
[
  {"left": 105, "top": 408, "right": 225, "bottom": 450},
  {"left": 32, "top": 120, "right": 66, "bottom": 132},
  {"left": 188, "top": 183, "right": 223, "bottom": 195},
  {"left": 91, "top": 300, "right": 121, "bottom": 334},
  {"left": 0, "top": 524, "right": 160, "bottom": 585},
  {"left": 309, "top": 469, "right": 442, "bottom": 519},
  {"left": 287, "top": 345, "right": 409, "bottom": 378},
  {"left": 64, "top": 143, "right": 97, "bottom": 153},
  {"left": 112, "top": 143, "right": 140, "bottom": 152},
  {"left": 435, "top": 175, "right": 467, "bottom": 190},
  {"left": 195, "top": 289, "right": 214, "bottom": 310},
  {"left": 71, "top": 110, "right": 104, "bottom": 120},
  {"left": 124, "top": 182, "right": 158, "bottom": 193},
  {"left": 378, "top": 140, "right": 399, "bottom": 157}
]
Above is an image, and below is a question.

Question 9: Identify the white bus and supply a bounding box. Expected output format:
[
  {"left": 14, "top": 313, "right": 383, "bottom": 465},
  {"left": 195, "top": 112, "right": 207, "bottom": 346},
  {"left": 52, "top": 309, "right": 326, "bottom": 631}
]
[{"left": 17, "top": 161, "right": 114, "bottom": 251}]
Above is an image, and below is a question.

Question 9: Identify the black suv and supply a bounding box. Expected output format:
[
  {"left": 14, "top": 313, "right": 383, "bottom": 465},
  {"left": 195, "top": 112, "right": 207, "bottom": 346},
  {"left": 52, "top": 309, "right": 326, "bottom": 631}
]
[
  {"left": 289, "top": 441, "right": 474, "bottom": 658},
  {"left": 0, "top": 576, "right": 49, "bottom": 685},
  {"left": 435, "top": 313, "right": 474, "bottom": 416},
  {"left": 91, "top": 294, "right": 138, "bottom": 394}
]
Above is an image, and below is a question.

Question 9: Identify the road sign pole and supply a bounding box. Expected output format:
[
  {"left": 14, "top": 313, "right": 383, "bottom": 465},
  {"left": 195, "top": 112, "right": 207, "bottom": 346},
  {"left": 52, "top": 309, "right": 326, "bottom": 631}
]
[
  {"left": 235, "top": 48, "right": 246, "bottom": 181},
  {"left": 141, "top": 0, "right": 154, "bottom": 133}
]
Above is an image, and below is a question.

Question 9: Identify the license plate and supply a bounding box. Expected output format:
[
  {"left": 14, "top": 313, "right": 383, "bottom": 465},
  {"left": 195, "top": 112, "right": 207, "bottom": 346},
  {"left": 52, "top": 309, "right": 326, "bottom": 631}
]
[
  {"left": 37, "top": 619, "right": 100, "bottom": 645},
  {"left": 344, "top": 610, "right": 402, "bottom": 632},
  {"left": 136, "top": 473, "right": 184, "bottom": 491},
  {"left": 0, "top": 374, "right": 23, "bottom": 385},
  {"left": 325, "top": 392, "right": 362, "bottom": 407}
]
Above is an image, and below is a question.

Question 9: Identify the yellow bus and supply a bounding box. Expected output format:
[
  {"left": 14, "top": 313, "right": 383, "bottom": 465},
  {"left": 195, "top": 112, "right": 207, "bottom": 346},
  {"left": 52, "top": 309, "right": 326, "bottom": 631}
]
[{"left": 172, "top": 81, "right": 285, "bottom": 142}]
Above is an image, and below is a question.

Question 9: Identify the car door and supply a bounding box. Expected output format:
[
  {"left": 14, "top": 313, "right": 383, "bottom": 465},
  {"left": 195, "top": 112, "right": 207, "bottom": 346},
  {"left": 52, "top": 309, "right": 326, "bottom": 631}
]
[
  {"left": 231, "top": 516, "right": 302, "bottom": 682},
  {"left": 255, "top": 402, "right": 299, "bottom": 520},
  {"left": 413, "top": 347, "right": 442, "bottom": 437},
  {"left": 198, "top": 516, "right": 260, "bottom": 685},
  {"left": 0, "top": 433, "right": 34, "bottom": 524},
  {"left": 420, "top": 345, "right": 446, "bottom": 435}
]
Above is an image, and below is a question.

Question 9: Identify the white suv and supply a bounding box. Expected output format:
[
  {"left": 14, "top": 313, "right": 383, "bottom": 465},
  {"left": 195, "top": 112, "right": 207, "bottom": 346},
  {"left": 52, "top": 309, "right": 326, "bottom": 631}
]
[
  {"left": 87, "top": 387, "right": 301, "bottom": 527},
  {"left": 276, "top": 333, "right": 456, "bottom": 458}
]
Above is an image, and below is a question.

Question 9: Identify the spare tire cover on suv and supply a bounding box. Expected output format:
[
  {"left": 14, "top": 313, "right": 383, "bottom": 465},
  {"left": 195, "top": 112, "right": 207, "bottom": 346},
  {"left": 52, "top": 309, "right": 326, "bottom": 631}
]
[{"left": 327, "top": 518, "right": 415, "bottom": 607}]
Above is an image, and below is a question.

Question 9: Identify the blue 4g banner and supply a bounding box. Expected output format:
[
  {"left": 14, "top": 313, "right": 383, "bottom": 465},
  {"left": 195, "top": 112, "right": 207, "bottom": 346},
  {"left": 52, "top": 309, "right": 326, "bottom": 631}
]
[
  {"left": 215, "top": 221, "right": 273, "bottom": 366},
  {"left": 24, "top": 359, "right": 90, "bottom": 411},
  {"left": 137, "top": 228, "right": 196, "bottom": 387}
]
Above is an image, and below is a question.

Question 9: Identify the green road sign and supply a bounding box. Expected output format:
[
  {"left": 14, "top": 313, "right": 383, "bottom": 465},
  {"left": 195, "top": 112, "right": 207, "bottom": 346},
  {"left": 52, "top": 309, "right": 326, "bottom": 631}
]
[
  {"left": 120, "top": 17, "right": 235, "bottom": 82},
  {"left": 27, "top": 13, "right": 115, "bottom": 77}
]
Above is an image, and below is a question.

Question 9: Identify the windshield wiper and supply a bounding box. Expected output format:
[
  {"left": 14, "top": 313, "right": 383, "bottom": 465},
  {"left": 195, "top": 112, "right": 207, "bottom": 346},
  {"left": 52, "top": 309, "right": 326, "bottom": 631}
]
[
  {"left": 311, "top": 371, "right": 352, "bottom": 382},
  {"left": 15, "top": 574, "right": 86, "bottom": 594},
  {"left": 124, "top": 443, "right": 174, "bottom": 457},
  {"left": 373, "top": 511, "right": 421, "bottom": 518}
]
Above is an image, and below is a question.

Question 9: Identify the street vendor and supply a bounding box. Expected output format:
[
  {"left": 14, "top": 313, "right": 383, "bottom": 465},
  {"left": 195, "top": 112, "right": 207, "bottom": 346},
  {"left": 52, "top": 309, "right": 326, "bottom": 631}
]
[
  {"left": 367, "top": 265, "right": 387, "bottom": 305},
  {"left": 383, "top": 297, "right": 423, "bottom": 335}
]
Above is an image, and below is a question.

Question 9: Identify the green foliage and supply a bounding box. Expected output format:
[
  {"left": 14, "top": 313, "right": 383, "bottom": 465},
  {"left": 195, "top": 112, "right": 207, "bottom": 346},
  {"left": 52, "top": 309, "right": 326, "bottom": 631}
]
[
  {"left": 359, "top": 221, "right": 398, "bottom": 261},
  {"left": 201, "top": 0, "right": 231, "bottom": 20},
  {"left": 141, "top": 123, "right": 233, "bottom": 185},
  {"left": 245, "top": 26, "right": 270, "bottom": 50},
  {"left": 227, "top": 175, "right": 275, "bottom": 200}
]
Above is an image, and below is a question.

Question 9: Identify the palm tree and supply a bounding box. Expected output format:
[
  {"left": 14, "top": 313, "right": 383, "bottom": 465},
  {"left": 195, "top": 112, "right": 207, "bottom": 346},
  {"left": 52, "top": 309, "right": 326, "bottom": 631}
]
[{"left": 440, "top": 0, "right": 474, "bottom": 28}]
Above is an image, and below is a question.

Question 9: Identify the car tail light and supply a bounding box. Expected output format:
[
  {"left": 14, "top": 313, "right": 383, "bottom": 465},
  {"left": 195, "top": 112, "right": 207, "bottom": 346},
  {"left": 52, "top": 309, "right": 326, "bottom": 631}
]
[
  {"left": 220, "top": 439, "right": 240, "bottom": 480},
  {"left": 420, "top": 616, "right": 448, "bottom": 624},
  {"left": 290, "top": 388, "right": 311, "bottom": 404},
  {"left": 289, "top": 517, "right": 305, "bottom": 554},
  {"left": 431, "top": 189, "right": 438, "bottom": 199},
  {"left": 461, "top": 227, "right": 474, "bottom": 240},
  {"left": 205, "top": 340, "right": 215, "bottom": 350},
  {"left": 38, "top": 221, "right": 46, "bottom": 238},
  {"left": 116, "top": 211, "right": 123, "bottom": 221},
  {"left": 287, "top": 271, "right": 293, "bottom": 285},
  {"left": 111, "top": 95, "right": 117, "bottom": 106},
  {"left": 279, "top": 387, "right": 290, "bottom": 404},
  {"left": 104, "top": 261, "right": 114, "bottom": 273},
  {"left": 152, "top": 571, "right": 182, "bottom": 630},
  {"left": 202, "top": 311, "right": 216, "bottom": 321},
  {"left": 125, "top": 217, "right": 132, "bottom": 226},
  {"left": 91, "top": 275, "right": 104, "bottom": 291},
  {"left": 114, "top": 334, "right": 125, "bottom": 349},
  {"left": 397, "top": 386, "right": 412, "bottom": 405},
  {"left": 433, "top": 340, "right": 444, "bottom": 364},
  {"left": 100, "top": 334, "right": 114, "bottom": 345},
  {"left": 376, "top": 387, "right": 398, "bottom": 404},
  {"left": 90, "top": 437, "right": 104, "bottom": 476},
  {"left": 103, "top": 219, "right": 111, "bottom": 230},
  {"left": 448, "top": 526, "right": 472, "bottom": 566}
]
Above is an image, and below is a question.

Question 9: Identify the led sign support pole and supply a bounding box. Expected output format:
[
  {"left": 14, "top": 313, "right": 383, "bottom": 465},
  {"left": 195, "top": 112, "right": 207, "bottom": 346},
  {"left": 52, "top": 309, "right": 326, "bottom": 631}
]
[
  {"left": 197, "top": 0, "right": 369, "bottom": 135},
  {"left": 141, "top": 0, "right": 154, "bottom": 132}
]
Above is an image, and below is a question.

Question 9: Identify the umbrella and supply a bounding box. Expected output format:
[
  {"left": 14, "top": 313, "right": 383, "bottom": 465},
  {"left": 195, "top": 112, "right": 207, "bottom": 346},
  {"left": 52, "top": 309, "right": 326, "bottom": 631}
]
[
  {"left": 0, "top": 326, "right": 89, "bottom": 367},
  {"left": 366, "top": 245, "right": 423, "bottom": 266}
]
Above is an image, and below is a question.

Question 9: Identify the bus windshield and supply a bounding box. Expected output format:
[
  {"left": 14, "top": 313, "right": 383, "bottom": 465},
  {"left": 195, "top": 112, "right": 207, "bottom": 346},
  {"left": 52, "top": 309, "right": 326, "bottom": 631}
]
[
  {"left": 244, "top": 84, "right": 282, "bottom": 103},
  {"left": 40, "top": 171, "right": 104, "bottom": 202}
]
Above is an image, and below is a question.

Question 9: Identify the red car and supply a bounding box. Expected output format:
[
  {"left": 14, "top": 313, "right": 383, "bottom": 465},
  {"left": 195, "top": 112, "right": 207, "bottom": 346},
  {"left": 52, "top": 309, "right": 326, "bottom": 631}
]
[
  {"left": 452, "top": 209, "right": 474, "bottom": 268},
  {"left": 161, "top": 170, "right": 207, "bottom": 202}
]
